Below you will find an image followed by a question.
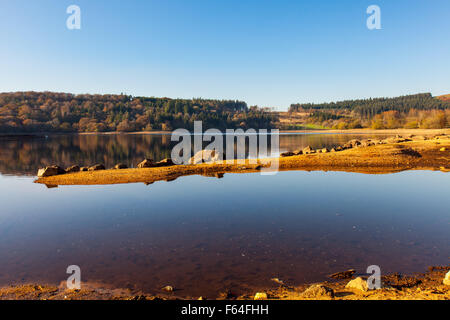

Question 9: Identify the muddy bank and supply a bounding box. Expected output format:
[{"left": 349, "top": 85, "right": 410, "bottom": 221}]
[
  {"left": 1, "top": 267, "right": 448, "bottom": 300},
  {"left": 35, "top": 135, "right": 450, "bottom": 186}
]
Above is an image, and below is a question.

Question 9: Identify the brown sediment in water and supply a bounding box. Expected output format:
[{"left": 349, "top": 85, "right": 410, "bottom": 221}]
[
  {"left": 1, "top": 267, "right": 448, "bottom": 300},
  {"left": 35, "top": 136, "right": 450, "bottom": 186}
]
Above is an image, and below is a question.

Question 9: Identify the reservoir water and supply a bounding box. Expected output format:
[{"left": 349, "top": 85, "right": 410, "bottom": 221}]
[{"left": 0, "top": 133, "right": 448, "bottom": 297}]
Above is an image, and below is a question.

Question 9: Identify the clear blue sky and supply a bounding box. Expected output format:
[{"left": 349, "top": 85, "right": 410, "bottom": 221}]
[{"left": 0, "top": 0, "right": 449, "bottom": 110}]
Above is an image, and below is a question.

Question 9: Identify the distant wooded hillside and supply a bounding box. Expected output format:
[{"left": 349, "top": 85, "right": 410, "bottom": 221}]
[
  {"left": 0, "top": 91, "right": 448, "bottom": 133},
  {"left": 0, "top": 92, "right": 276, "bottom": 133},
  {"left": 438, "top": 94, "right": 450, "bottom": 101},
  {"left": 286, "top": 93, "right": 449, "bottom": 130},
  {"left": 290, "top": 93, "right": 449, "bottom": 116}
]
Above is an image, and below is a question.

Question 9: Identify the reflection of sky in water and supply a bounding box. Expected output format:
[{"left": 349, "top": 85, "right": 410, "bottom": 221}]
[{"left": 0, "top": 170, "right": 448, "bottom": 296}]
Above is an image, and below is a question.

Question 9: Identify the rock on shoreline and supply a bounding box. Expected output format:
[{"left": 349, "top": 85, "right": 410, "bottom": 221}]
[{"left": 37, "top": 166, "right": 65, "bottom": 177}]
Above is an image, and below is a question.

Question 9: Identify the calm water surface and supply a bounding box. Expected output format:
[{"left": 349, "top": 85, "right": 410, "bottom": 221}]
[
  {"left": 0, "top": 134, "right": 448, "bottom": 297},
  {"left": 0, "top": 133, "right": 391, "bottom": 175}
]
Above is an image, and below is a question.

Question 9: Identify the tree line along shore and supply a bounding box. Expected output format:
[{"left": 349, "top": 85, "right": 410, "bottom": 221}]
[{"left": 0, "top": 92, "right": 449, "bottom": 133}]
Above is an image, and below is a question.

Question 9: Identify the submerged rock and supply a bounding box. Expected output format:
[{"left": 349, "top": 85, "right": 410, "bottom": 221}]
[
  {"left": 138, "top": 159, "right": 154, "bottom": 168},
  {"left": 271, "top": 278, "right": 284, "bottom": 285},
  {"left": 345, "top": 277, "right": 369, "bottom": 292},
  {"left": 37, "top": 166, "right": 65, "bottom": 177},
  {"left": 328, "top": 269, "right": 356, "bottom": 279},
  {"left": 162, "top": 285, "right": 174, "bottom": 292},
  {"left": 329, "top": 269, "right": 356, "bottom": 279},
  {"left": 300, "top": 284, "right": 334, "bottom": 299}
]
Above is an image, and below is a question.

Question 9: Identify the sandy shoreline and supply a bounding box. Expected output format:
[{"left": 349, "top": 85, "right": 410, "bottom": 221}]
[
  {"left": 35, "top": 134, "right": 450, "bottom": 186},
  {"left": 1, "top": 267, "right": 448, "bottom": 300}
]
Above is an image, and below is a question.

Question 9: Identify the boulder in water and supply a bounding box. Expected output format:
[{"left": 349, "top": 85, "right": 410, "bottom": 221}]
[
  {"left": 37, "top": 165, "right": 65, "bottom": 177},
  {"left": 162, "top": 285, "right": 174, "bottom": 292}
]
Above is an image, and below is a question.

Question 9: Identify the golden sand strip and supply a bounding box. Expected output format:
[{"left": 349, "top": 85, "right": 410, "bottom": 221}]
[{"left": 35, "top": 138, "right": 450, "bottom": 186}]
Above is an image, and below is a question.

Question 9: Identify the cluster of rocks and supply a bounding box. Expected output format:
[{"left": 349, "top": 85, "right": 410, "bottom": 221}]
[
  {"left": 139, "top": 150, "right": 222, "bottom": 167},
  {"left": 37, "top": 164, "right": 108, "bottom": 177},
  {"left": 37, "top": 158, "right": 176, "bottom": 178},
  {"left": 37, "top": 149, "right": 226, "bottom": 178},
  {"left": 280, "top": 133, "right": 450, "bottom": 158},
  {"left": 251, "top": 270, "right": 450, "bottom": 300},
  {"left": 137, "top": 158, "right": 174, "bottom": 168}
]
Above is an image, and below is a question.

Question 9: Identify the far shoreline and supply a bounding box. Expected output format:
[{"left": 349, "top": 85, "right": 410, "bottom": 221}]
[{"left": 1, "top": 128, "right": 449, "bottom": 137}]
